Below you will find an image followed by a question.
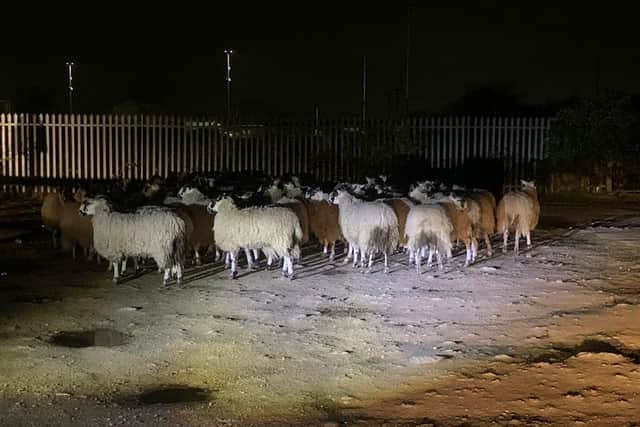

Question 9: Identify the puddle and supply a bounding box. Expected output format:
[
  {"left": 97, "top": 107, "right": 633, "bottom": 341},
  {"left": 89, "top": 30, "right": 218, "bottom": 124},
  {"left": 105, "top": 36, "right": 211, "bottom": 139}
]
[
  {"left": 12, "top": 295, "right": 61, "bottom": 304},
  {"left": 529, "top": 339, "right": 640, "bottom": 364},
  {"left": 138, "top": 386, "right": 210, "bottom": 405},
  {"left": 49, "top": 329, "right": 128, "bottom": 348}
]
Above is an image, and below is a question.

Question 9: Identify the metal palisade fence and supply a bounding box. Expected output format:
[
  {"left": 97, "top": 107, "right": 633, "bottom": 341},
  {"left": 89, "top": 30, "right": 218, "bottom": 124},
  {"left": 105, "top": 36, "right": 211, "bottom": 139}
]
[{"left": 0, "top": 113, "right": 550, "bottom": 186}]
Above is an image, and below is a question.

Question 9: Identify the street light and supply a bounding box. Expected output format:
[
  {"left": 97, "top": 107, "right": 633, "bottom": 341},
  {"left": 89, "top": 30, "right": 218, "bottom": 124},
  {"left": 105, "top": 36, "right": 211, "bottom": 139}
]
[
  {"left": 66, "top": 61, "right": 75, "bottom": 113},
  {"left": 224, "top": 49, "right": 233, "bottom": 122}
]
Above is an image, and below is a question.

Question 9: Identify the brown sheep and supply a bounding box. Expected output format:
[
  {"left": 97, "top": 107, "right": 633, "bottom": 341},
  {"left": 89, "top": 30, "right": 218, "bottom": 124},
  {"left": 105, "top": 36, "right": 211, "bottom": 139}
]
[
  {"left": 381, "top": 198, "right": 414, "bottom": 250},
  {"left": 59, "top": 200, "right": 94, "bottom": 260},
  {"left": 439, "top": 196, "right": 478, "bottom": 266},
  {"left": 466, "top": 190, "right": 497, "bottom": 256},
  {"left": 305, "top": 199, "right": 345, "bottom": 260},
  {"left": 41, "top": 192, "right": 64, "bottom": 248}
]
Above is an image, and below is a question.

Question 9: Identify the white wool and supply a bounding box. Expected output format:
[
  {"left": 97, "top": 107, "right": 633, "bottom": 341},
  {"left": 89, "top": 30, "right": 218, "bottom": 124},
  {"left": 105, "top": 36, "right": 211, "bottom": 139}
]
[
  {"left": 334, "top": 191, "right": 399, "bottom": 258},
  {"left": 405, "top": 204, "right": 453, "bottom": 259},
  {"left": 309, "top": 191, "right": 330, "bottom": 202},
  {"left": 212, "top": 198, "right": 303, "bottom": 259},
  {"left": 82, "top": 198, "right": 186, "bottom": 283}
]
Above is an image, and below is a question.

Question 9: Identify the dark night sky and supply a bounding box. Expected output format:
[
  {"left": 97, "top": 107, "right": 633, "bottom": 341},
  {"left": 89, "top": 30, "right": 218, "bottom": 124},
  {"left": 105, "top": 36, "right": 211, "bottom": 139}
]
[{"left": 1, "top": 2, "right": 639, "bottom": 117}]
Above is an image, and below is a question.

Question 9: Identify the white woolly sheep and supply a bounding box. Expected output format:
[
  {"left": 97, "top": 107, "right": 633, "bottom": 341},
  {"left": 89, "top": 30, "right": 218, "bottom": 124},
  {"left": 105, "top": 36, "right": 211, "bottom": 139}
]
[
  {"left": 208, "top": 197, "right": 303, "bottom": 279},
  {"left": 333, "top": 190, "right": 399, "bottom": 274},
  {"left": 496, "top": 180, "right": 540, "bottom": 255},
  {"left": 405, "top": 204, "right": 454, "bottom": 272},
  {"left": 79, "top": 198, "right": 186, "bottom": 286}
]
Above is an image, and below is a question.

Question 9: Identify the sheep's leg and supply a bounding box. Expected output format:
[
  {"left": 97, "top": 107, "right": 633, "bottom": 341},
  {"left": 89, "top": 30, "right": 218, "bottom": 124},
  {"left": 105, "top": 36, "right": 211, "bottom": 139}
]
[
  {"left": 408, "top": 248, "right": 414, "bottom": 264},
  {"left": 436, "top": 250, "right": 444, "bottom": 270},
  {"left": 121, "top": 258, "right": 128, "bottom": 275},
  {"left": 329, "top": 242, "right": 336, "bottom": 262},
  {"left": 266, "top": 255, "right": 274, "bottom": 270},
  {"left": 224, "top": 252, "right": 230, "bottom": 268},
  {"left": 193, "top": 245, "right": 202, "bottom": 266},
  {"left": 133, "top": 257, "right": 140, "bottom": 272},
  {"left": 472, "top": 238, "right": 478, "bottom": 262},
  {"left": 352, "top": 247, "right": 359, "bottom": 268},
  {"left": 215, "top": 248, "right": 222, "bottom": 262},
  {"left": 514, "top": 230, "right": 520, "bottom": 256},
  {"left": 343, "top": 243, "right": 352, "bottom": 264},
  {"left": 427, "top": 248, "right": 434, "bottom": 269},
  {"left": 484, "top": 233, "right": 493, "bottom": 256},
  {"left": 416, "top": 249, "right": 422, "bottom": 274},
  {"left": 343, "top": 242, "right": 349, "bottom": 254},
  {"left": 229, "top": 250, "right": 238, "bottom": 279},
  {"left": 112, "top": 262, "right": 120, "bottom": 284},
  {"left": 175, "top": 264, "right": 183, "bottom": 286},
  {"left": 282, "top": 256, "right": 294, "bottom": 279},
  {"left": 323, "top": 242, "right": 328, "bottom": 256},
  {"left": 383, "top": 252, "right": 390, "bottom": 274},
  {"left": 71, "top": 244, "right": 77, "bottom": 261},
  {"left": 464, "top": 243, "right": 471, "bottom": 267},
  {"left": 252, "top": 248, "right": 260, "bottom": 262},
  {"left": 281, "top": 255, "right": 288, "bottom": 277},
  {"left": 502, "top": 228, "right": 509, "bottom": 253},
  {"left": 365, "top": 253, "right": 374, "bottom": 274},
  {"left": 526, "top": 231, "right": 532, "bottom": 249},
  {"left": 163, "top": 268, "right": 171, "bottom": 286},
  {"left": 244, "top": 248, "right": 254, "bottom": 270}
]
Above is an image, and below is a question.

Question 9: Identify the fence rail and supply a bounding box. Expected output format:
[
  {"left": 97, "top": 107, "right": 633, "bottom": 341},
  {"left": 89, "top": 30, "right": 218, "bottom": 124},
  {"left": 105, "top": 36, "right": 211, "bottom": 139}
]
[{"left": 0, "top": 113, "right": 550, "bottom": 185}]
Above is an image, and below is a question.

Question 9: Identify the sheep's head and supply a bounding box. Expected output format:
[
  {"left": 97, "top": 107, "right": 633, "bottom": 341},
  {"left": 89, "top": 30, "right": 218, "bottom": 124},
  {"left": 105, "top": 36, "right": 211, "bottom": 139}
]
[
  {"left": 142, "top": 182, "right": 161, "bottom": 198},
  {"left": 79, "top": 197, "right": 110, "bottom": 216},
  {"left": 73, "top": 188, "right": 88, "bottom": 203},
  {"left": 284, "top": 182, "right": 302, "bottom": 198},
  {"left": 351, "top": 183, "right": 366, "bottom": 195},
  {"left": 331, "top": 190, "right": 353, "bottom": 205},
  {"left": 379, "top": 174, "right": 388, "bottom": 184},
  {"left": 263, "top": 183, "right": 283, "bottom": 203},
  {"left": 208, "top": 196, "right": 235, "bottom": 213},
  {"left": 448, "top": 193, "right": 466, "bottom": 211},
  {"left": 365, "top": 177, "right": 376, "bottom": 186},
  {"left": 308, "top": 188, "right": 329, "bottom": 202},
  {"left": 521, "top": 180, "right": 536, "bottom": 190}
]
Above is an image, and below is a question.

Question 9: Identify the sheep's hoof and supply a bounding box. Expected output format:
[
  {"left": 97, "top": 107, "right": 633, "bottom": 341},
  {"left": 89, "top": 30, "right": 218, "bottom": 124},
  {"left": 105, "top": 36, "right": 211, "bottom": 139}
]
[
  {"left": 112, "top": 278, "right": 119, "bottom": 284},
  {"left": 342, "top": 258, "right": 350, "bottom": 265},
  {"left": 176, "top": 278, "right": 183, "bottom": 287},
  {"left": 329, "top": 256, "right": 335, "bottom": 262},
  {"left": 487, "top": 251, "right": 493, "bottom": 257},
  {"left": 195, "top": 259, "right": 202, "bottom": 266},
  {"left": 502, "top": 248, "right": 507, "bottom": 254},
  {"left": 383, "top": 267, "right": 390, "bottom": 274},
  {"left": 366, "top": 268, "right": 373, "bottom": 274},
  {"left": 230, "top": 271, "right": 238, "bottom": 280}
]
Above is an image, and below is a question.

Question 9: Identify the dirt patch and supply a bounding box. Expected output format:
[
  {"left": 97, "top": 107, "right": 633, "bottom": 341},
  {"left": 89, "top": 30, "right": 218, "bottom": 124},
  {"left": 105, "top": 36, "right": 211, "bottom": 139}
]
[
  {"left": 137, "top": 386, "right": 210, "bottom": 405},
  {"left": 528, "top": 339, "right": 640, "bottom": 364},
  {"left": 48, "top": 329, "right": 129, "bottom": 348}
]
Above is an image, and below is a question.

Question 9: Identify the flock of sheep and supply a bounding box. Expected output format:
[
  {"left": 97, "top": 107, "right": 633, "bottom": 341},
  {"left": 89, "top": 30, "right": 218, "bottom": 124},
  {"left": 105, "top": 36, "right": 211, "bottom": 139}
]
[{"left": 40, "top": 172, "right": 540, "bottom": 286}]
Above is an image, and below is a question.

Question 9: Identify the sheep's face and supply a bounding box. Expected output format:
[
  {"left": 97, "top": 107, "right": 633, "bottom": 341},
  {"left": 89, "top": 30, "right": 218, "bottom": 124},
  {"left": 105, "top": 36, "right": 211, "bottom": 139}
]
[
  {"left": 332, "top": 190, "right": 352, "bottom": 205},
  {"left": 178, "top": 186, "right": 195, "bottom": 199},
  {"left": 79, "top": 197, "right": 109, "bottom": 216},
  {"left": 448, "top": 194, "right": 466, "bottom": 211},
  {"left": 142, "top": 183, "right": 161, "bottom": 198},
  {"left": 209, "top": 197, "right": 234, "bottom": 213},
  {"left": 365, "top": 177, "right": 376, "bottom": 186},
  {"left": 351, "top": 184, "right": 366, "bottom": 195},
  {"left": 309, "top": 189, "right": 329, "bottom": 202},
  {"left": 379, "top": 174, "right": 388, "bottom": 183},
  {"left": 73, "top": 188, "right": 88, "bottom": 203},
  {"left": 521, "top": 180, "right": 536, "bottom": 190}
]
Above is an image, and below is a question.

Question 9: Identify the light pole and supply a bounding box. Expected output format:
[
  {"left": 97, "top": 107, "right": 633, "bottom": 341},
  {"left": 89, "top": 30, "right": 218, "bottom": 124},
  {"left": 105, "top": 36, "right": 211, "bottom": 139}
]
[
  {"left": 224, "top": 49, "right": 233, "bottom": 122},
  {"left": 66, "top": 61, "right": 75, "bottom": 113}
]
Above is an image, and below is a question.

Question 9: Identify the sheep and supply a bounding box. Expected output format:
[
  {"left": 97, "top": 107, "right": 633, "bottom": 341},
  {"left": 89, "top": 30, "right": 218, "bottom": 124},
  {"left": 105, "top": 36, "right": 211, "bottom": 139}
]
[
  {"left": 59, "top": 200, "right": 94, "bottom": 260},
  {"left": 208, "top": 197, "right": 303, "bottom": 279},
  {"left": 304, "top": 190, "right": 345, "bottom": 261},
  {"left": 176, "top": 186, "right": 211, "bottom": 206},
  {"left": 173, "top": 204, "right": 216, "bottom": 266},
  {"left": 41, "top": 192, "right": 64, "bottom": 248},
  {"left": 381, "top": 198, "right": 414, "bottom": 251},
  {"left": 332, "top": 190, "right": 399, "bottom": 274},
  {"left": 276, "top": 196, "right": 310, "bottom": 244},
  {"left": 496, "top": 180, "right": 540, "bottom": 255},
  {"left": 466, "top": 189, "right": 497, "bottom": 256},
  {"left": 404, "top": 204, "right": 454, "bottom": 273},
  {"left": 438, "top": 195, "right": 478, "bottom": 267},
  {"left": 79, "top": 197, "right": 186, "bottom": 286}
]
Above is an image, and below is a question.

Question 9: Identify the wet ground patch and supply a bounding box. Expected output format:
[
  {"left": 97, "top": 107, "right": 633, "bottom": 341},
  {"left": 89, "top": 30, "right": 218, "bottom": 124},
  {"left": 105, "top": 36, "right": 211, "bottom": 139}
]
[
  {"left": 49, "top": 329, "right": 128, "bottom": 348},
  {"left": 137, "top": 386, "right": 210, "bottom": 405},
  {"left": 528, "top": 339, "right": 640, "bottom": 364}
]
